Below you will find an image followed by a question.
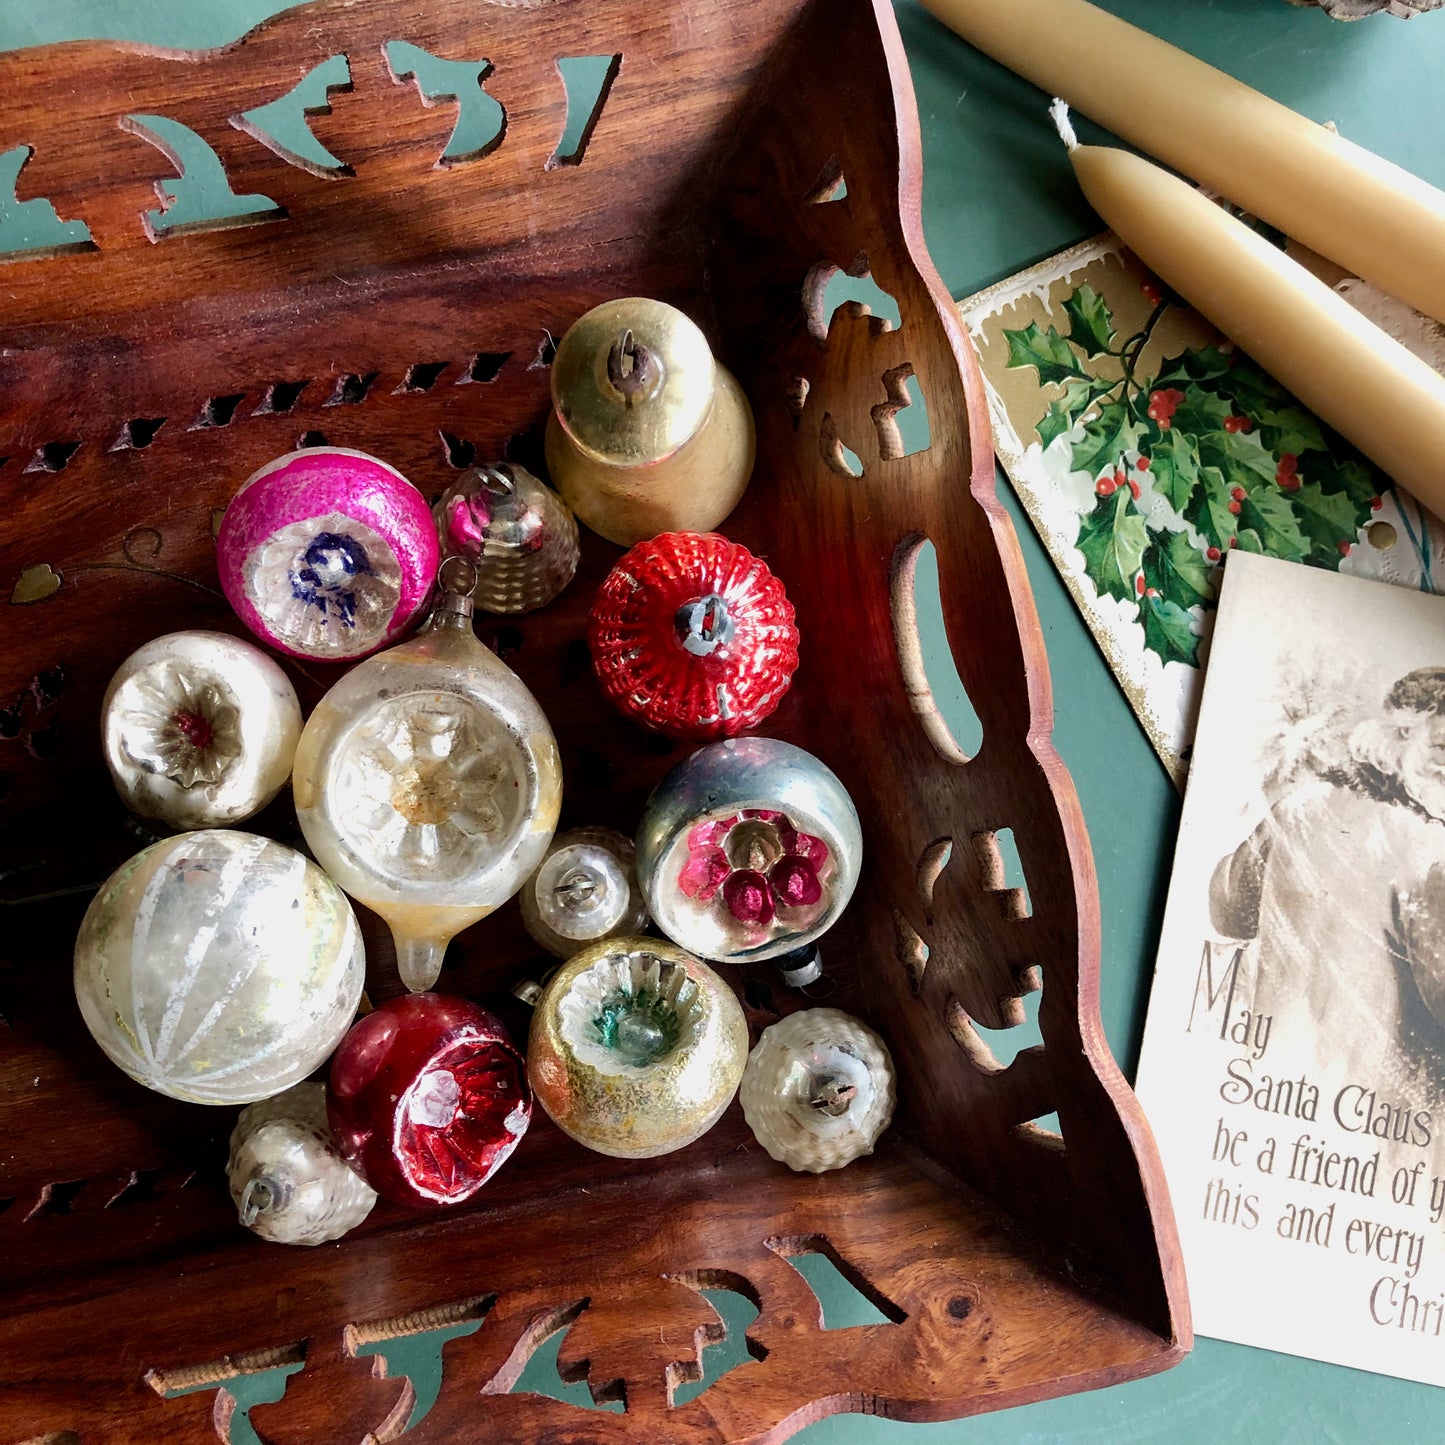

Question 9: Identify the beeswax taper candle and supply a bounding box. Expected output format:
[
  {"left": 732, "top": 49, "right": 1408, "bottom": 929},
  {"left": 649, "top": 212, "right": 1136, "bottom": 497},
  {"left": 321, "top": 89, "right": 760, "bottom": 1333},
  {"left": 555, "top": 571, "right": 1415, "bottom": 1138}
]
[
  {"left": 1053, "top": 106, "right": 1445, "bottom": 516},
  {"left": 922, "top": 0, "right": 1445, "bottom": 326}
]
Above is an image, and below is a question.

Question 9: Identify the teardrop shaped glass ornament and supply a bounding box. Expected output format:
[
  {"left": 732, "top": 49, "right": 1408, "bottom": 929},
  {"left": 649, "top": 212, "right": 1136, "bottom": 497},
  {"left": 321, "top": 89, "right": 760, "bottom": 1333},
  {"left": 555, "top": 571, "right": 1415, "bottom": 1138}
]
[
  {"left": 434, "top": 463, "right": 580, "bottom": 615},
  {"left": 293, "top": 560, "right": 563, "bottom": 991}
]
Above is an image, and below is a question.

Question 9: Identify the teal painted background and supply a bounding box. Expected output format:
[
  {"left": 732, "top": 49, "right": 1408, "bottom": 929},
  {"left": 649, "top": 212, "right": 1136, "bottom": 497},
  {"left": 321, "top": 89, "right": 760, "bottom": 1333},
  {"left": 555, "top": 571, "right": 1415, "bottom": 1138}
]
[{"left": 5, "top": 0, "right": 1443, "bottom": 1440}]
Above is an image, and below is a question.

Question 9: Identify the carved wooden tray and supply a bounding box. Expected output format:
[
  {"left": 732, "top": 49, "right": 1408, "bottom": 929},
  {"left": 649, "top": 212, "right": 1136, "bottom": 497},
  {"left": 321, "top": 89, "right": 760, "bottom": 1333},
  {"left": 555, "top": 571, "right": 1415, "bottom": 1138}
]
[{"left": 0, "top": 1, "right": 1190, "bottom": 1440}]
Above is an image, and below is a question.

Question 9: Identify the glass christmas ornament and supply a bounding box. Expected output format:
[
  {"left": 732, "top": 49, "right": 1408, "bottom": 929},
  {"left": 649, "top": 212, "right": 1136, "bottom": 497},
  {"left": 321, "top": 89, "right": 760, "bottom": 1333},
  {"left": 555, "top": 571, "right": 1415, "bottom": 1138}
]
[
  {"left": 101, "top": 630, "right": 301, "bottom": 830},
  {"left": 227, "top": 1082, "right": 377, "bottom": 1246},
  {"left": 636, "top": 738, "right": 862, "bottom": 964},
  {"left": 292, "top": 558, "right": 563, "bottom": 992},
  {"left": 545, "top": 298, "right": 755, "bottom": 546},
  {"left": 74, "top": 830, "right": 365, "bottom": 1105},
  {"left": 589, "top": 532, "right": 799, "bottom": 741},
  {"left": 434, "top": 463, "right": 580, "bottom": 615},
  {"left": 327, "top": 992, "right": 531, "bottom": 1209},
  {"left": 520, "top": 826, "right": 651, "bottom": 959},
  {"left": 740, "top": 1008, "right": 896, "bottom": 1173},
  {"left": 217, "top": 447, "right": 439, "bottom": 661},
  {"left": 527, "top": 936, "right": 748, "bottom": 1159}
]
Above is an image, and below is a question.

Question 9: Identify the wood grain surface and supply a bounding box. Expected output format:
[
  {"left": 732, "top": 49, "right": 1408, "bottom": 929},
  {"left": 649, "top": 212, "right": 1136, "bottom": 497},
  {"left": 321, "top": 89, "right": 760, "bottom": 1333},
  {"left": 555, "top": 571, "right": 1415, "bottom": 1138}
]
[{"left": 0, "top": 0, "right": 1189, "bottom": 1440}]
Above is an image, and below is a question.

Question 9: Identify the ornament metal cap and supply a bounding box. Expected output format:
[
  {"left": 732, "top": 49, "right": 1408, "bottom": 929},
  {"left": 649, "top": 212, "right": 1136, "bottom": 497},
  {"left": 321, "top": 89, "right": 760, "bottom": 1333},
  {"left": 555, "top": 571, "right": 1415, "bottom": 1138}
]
[{"left": 550, "top": 298, "right": 717, "bottom": 467}]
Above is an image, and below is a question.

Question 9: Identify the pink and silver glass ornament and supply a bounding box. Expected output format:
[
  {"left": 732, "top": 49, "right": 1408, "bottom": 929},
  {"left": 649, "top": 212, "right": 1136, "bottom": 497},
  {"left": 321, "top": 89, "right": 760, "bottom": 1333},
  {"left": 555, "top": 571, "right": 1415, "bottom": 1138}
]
[
  {"left": 217, "top": 447, "right": 439, "bottom": 661},
  {"left": 636, "top": 738, "right": 862, "bottom": 964}
]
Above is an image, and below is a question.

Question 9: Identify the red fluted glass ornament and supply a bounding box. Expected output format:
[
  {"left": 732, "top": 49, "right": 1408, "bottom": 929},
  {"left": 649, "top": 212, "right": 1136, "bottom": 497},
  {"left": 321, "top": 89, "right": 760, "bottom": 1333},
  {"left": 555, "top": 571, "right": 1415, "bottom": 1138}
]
[
  {"left": 588, "top": 532, "right": 799, "bottom": 741},
  {"left": 327, "top": 993, "right": 530, "bottom": 1208}
]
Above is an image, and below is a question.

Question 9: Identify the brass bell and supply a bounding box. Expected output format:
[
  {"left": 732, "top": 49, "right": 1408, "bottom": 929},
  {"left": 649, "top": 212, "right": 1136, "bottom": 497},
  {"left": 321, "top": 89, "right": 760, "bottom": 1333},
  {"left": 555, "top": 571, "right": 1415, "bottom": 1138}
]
[{"left": 545, "top": 298, "right": 755, "bottom": 547}]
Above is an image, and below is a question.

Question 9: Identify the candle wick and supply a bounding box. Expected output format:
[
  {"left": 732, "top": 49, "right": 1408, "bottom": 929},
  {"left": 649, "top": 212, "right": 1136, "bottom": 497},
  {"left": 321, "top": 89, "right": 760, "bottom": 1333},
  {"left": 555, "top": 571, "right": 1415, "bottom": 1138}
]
[{"left": 1049, "top": 98, "right": 1079, "bottom": 153}]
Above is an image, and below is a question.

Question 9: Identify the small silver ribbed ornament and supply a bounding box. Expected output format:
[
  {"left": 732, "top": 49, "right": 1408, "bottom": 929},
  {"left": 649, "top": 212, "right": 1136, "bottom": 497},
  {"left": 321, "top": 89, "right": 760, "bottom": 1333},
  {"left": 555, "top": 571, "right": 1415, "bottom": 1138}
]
[
  {"left": 521, "top": 826, "right": 652, "bottom": 958},
  {"left": 740, "top": 1008, "right": 895, "bottom": 1173},
  {"left": 433, "top": 463, "right": 580, "bottom": 615},
  {"left": 227, "top": 1082, "right": 376, "bottom": 1246}
]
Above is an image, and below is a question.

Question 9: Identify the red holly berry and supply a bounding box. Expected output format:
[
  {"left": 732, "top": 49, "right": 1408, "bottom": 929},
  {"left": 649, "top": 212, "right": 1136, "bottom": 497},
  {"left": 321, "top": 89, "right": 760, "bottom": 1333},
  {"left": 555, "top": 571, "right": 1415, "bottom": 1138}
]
[
  {"left": 1222, "top": 415, "right": 1254, "bottom": 435},
  {"left": 1277, "top": 474, "right": 1301, "bottom": 493},
  {"left": 1371, "top": 495, "right": 1385, "bottom": 511},
  {"left": 1338, "top": 540, "right": 1353, "bottom": 556},
  {"left": 1141, "top": 277, "right": 1163, "bottom": 306},
  {"left": 1096, "top": 476, "right": 1117, "bottom": 497},
  {"left": 1228, "top": 500, "right": 1242, "bottom": 515},
  {"left": 1206, "top": 546, "right": 1221, "bottom": 562},
  {"left": 1147, "top": 388, "right": 1185, "bottom": 430},
  {"left": 1136, "top": 455, "right": 1151, "bottom": 472},
  {"left": 1228, "top": 537, "right": 1238, "bottom": 549},
  {"left": 1277, "top": 453, "right": 1298, "bottom": 475},
  {"left": 1114, "top": 467, "right": 1127, "bottom": 489},
  {"left": 1128, "top": 478, "right": 1141, "bottom": 499},
  {"left": 1146, "top": 587, "right": 1160, "bottom": 599},
  {"left": 1135, "top": 573, "right": 1147, "bottom": 596},
  {"left": 1230, "top": 486, "right": 1246, "bottom": 501}
]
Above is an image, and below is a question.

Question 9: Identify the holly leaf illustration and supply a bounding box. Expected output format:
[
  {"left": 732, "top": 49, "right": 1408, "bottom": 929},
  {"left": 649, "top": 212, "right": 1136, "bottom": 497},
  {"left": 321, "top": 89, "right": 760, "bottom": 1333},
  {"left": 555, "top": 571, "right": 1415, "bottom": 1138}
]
[
  {"left": 1238, "top": 483, "right": 1309, "bottom": 561},
  {"left": 1170, "top": 385, "right": 1234, "bottom": 443},
  {"left": 1253, "top": 405, "right": 1328, "bottom": 460},
  {"left": 1184, "top": 464, "right": 1239, "bottom": 551},
  {"left": 1141, "top": 592, "right": 1200, "bottom": 668},
  {"left": 1038, "top": 376, "right": 1111, "bottom": 449},
  {"left": 1310, "top": 452, "right": 1384, "bottom": 507},
  {"left": 1004, "top": 321, "right": 1085, "bottom": 386},
  {"left": 1147, "top": 428, "right": 1200, "bottom": 512},
  {"left": 1064, "top": 284, "right": 1115, "bottom": 357},
  {"left": 1153, "top": 345, "right": 1234, "bottom": 390},
  {"left": 1198, "top": 425, "right": 1278, "bottom": 491},
  {"left": 1234, "top": 527, "right": 1265, "bottom": 554},
  {"left": 1077, "top": 488, "right": 1148, "bottom": 603},
  {"left": 1143, "top": 527, "right": 1214, "bottom": 612},
  {"left": 1291, "top": 480, "right": 1361, "bottom": 562},
  {"left": 1071, "top": 396, "right": 1141, "bottom": 480}
]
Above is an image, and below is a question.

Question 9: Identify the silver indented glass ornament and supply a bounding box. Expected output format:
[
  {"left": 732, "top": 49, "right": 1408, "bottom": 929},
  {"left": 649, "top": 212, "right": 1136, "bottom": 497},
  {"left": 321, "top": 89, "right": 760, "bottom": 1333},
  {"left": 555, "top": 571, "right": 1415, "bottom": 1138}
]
[
  {"left": 74, "top": 830, "right": 365, "bottom": 1105},
  {"left": 227, "top": 1082, "right": 377, "bottom": 1246},
  {"left": 520, "top": 826, "right": 651, "bottom": 959},
  {"left": 527, "top": 936, "right": 748, "bottom": 1158},
  {"left": 292, "top": 558, "right": 563, "bottom": 992},
  {"left": 636, "top": 738, "right": 862, "bottom": 964},
  {"left": 101, "top": 630, "right": 301, "bottom": 830},
  {"left": 433, "top": 463, "right": 580, "bottom": 615},
  {"left": 740, "top": 1008, "right": 896, "bottom": 1173}
]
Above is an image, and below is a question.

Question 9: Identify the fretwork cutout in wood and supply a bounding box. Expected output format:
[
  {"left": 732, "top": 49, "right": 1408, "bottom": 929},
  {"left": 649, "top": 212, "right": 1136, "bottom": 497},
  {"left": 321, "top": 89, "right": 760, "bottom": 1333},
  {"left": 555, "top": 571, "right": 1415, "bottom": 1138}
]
[
  {"left": 233, "top": 54, "right": 355, "bottom": 179},
  {"left": 383, "top": 42, "right": 505, "bottom": 168}
]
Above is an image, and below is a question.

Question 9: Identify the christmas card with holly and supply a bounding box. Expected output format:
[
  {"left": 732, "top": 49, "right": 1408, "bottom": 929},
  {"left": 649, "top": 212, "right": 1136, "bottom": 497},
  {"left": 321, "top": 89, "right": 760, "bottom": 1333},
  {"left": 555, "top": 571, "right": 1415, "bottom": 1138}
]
[
  {"left": 1136, "top": 551, "right": 1445, "bottom": 1385},
  {"left": 959, "top": 232, "right": 1445, "bottom": 785}
]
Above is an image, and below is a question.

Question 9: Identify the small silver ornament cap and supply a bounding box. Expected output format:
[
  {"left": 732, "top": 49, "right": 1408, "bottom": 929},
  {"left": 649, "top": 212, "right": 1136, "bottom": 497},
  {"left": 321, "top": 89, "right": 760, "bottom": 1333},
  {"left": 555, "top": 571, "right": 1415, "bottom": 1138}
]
[
  {"left": 521, "top": 826, "right": 651, "bottom": 958},
  {"left": 740, "top": 1008, "right": 896, "bottom": 1173},
  {"left": 102, "top": 630, "right": 302, "bottom": 830},
  {"left": 228, "top": 1082, "right": 376, "bottom": 1246},
  {"left": 434, "top": 463, "right": 580, "bottom": 615}
]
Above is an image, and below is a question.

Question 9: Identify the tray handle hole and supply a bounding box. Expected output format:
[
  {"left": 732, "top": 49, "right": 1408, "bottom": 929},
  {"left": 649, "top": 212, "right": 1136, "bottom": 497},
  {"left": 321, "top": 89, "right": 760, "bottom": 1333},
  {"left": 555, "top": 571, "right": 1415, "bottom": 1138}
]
[
  {"left": 889, "top": 536, "right": 982, "bottom": 765},
  {"left": 24, "top": 440, "right": 80, "bottom": 473},
  {"left": 385, "top": 42, "right": 506, "bottom": 169},
  {"left": 0, "top": 143, "right": 95, "bottom": 262},
  {"left": 945, "top": 971, "right": 1044, "bottom": 1075},
  {"left": 110, "top": 418, "right": 167, "bottom": 451},
  {"left": 549, "top": 54, "right": 623, "bottom": 170},
  {"left": 232, "top": 54, "right": 355, "bottom": 180},
  {"left": 192, "top": 393, "right": 245, "bottom": 429},
  {"left": 766, "top": 1236, "right": 905, "bottom": 1329},
  {"left": 803, "top": 155, "right": 847, "bottom": 204},
  {"left": 973, "top": 828, "right": 1032, "bottom": 920},
  {"left": 873, "top": 362, "right": 931, "bottom": 460},
  {"left": 459, "top": 351, "right": 511, "bottom": 385},
  {"left": 803, "top": 252, "right": 900, "bottom": 346}
]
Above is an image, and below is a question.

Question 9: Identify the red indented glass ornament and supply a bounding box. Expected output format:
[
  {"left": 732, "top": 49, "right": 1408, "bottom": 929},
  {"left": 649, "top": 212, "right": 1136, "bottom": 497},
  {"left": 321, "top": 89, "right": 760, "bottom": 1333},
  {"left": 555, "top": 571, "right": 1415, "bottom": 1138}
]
[
  {"left": 327, "top": 993, "right": 531, "bottom": 1209},
  {"left": 588, "top": 532, "right": 799, "bottom": 741}
]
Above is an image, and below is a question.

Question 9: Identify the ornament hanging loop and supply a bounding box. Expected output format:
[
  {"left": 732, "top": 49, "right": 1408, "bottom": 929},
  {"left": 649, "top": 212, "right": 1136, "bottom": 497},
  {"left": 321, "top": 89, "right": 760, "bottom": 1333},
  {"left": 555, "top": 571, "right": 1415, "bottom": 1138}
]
[
  {"left": 606, "top": 329, "right": 658, "bottom": 402},
  {"left": 239, "top": 1174, "right": 278, "bottom": 1226},
  {"left": 436, "top": 554, "right": 479, "bottom": 621}
]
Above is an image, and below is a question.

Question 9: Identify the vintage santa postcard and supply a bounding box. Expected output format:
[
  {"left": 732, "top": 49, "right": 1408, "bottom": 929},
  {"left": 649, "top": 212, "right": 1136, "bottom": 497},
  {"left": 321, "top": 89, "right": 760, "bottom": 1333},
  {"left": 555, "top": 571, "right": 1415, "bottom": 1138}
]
[{"left": 1136, "top": 551, "right": 1445, "bottom": 1385}]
